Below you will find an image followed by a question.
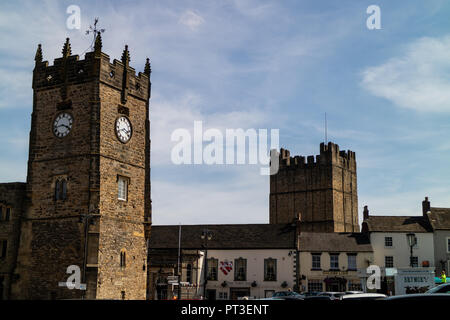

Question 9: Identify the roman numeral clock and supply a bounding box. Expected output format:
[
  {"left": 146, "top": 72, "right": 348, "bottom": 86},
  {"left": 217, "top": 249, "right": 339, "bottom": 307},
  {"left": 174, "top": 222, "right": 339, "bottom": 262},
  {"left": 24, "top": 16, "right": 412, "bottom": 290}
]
[
  {"left": 53, "top": 112, "right": 73, "bottom": 138},
  {"left": 115, "top": 116, "right": 132, "bottom": 143}
]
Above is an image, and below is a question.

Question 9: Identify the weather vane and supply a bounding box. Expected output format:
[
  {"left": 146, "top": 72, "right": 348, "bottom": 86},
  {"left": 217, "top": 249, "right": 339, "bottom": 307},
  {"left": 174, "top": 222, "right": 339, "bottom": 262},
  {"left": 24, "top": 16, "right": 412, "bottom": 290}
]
[{"left": 85, "top": 17, "right": 105, "bottom": 51}]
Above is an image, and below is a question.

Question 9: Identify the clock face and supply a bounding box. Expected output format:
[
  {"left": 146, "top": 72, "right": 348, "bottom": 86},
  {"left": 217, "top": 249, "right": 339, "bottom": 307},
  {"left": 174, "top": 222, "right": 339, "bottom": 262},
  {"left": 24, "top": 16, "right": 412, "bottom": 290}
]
[
  {"left": 53, "top": 112, "right": 73, "bottom": 138},
  {"left": 115, "top": 116, "right": 132, "bottom": 143}
]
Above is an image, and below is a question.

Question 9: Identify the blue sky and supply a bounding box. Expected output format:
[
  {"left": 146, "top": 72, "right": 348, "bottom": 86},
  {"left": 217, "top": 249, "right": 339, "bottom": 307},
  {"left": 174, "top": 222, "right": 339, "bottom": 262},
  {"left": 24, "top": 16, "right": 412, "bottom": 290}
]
[{"left": 1, "top": 0, "right": 450, "bottom": 225}]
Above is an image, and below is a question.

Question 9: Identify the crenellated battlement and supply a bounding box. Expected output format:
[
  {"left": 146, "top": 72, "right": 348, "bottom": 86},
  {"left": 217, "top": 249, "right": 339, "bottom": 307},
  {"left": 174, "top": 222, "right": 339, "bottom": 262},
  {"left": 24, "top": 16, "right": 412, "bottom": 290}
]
[
  {"left": 270, "top": 141, "right": 359, "bottom": 232},
  {"left": 277, "top": 141, "right": 356, "bottom": 170},
  {"left": 33, "top": 36, "right": 151, "bottom": 102}
]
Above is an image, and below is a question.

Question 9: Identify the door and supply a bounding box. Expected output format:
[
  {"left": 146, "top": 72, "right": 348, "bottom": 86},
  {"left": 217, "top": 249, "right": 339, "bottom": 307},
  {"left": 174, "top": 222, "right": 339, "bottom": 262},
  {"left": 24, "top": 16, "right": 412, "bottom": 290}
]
[
  {"left": 206, "top": 289, "right": 216, "bottom": 300},
  {"left": 325, "top": 277, "right": 346, "bottom": 292},
  {"left": 230, "top": 287, "right": 251, "bottom": 300}
]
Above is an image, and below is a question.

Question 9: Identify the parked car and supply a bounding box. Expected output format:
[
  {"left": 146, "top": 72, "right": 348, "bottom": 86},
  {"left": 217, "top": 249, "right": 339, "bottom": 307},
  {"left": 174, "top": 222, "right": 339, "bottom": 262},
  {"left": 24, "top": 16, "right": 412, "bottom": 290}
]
[
  {"left": 317, "top": 292, "right": 345, "bottom": 300},
  {"left": 303, "top": 295, "right": 333, "bottom": 301},
  {"left": 345, "top": 291, "right": 363, "bottom": 294},
  {"left": 340, "top": 293, "right": 387, "bottom": 300},
  {"left": 272, "top": 291, "right": 305, "bottom": 300},
  {"left": 425, "top": 283, "right": 450, "bottom": 294},
  {"left": 302, "top": 291, "right": 321, "bottom": 297},
  {"left": 386, "top": 293, "right": 450, "bottom": 301}
]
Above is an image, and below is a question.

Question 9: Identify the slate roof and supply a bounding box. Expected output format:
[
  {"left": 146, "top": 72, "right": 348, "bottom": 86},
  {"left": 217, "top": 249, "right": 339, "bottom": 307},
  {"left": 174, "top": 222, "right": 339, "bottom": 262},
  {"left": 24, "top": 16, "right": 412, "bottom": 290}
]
[
  {"left": 427, "top": 207, "right": 450, "bottom": 230},
  {"left": 149, "top": 224, "right": 297, "bottom": 250},
  {"left": 298, "top": 232, "right": 372, "bottom": 252},
  {"left": 363, "top": 215, "right": 432, "bottom": 233}
]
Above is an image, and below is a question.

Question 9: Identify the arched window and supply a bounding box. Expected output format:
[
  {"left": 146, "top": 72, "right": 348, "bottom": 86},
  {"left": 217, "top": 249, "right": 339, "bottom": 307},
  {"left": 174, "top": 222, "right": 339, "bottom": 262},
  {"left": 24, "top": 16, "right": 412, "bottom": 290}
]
[
  {"left": 61, "top": 180, "right": 67, "bottom": 200},
  {"left": 55, "top": 180, "right": 61, "bottom": 200},
  {"left": 5, "top": 207, "right": 10, "bottom": 222},
  {"left": 55, "top": 179, "right": 67, "bottom": 200},
  {"left": 120, "top": 249, "right": 126, "bottom": 269},
  {"left": 186, "top": 264, "right": 192, "bottom": 284}
]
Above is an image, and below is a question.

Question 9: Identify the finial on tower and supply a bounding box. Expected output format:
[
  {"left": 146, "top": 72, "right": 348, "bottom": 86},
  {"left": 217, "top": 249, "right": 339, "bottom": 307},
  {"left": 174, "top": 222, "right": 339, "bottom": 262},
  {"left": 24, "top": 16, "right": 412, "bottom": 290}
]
[
  {"left": 62, "top": 38, "right": 72, "bottom": 58},
  {"left": 121, "top": 45, "right": 130, "bottom": 67},
  {"left": 94, "top": 32, "right": 102, "bottom": 56},
  {"left": 35, "top": 44, "right": 43, "bottom": 63},
  {"left": 144, "top": 58, "right": 151, "bottom": 76}
]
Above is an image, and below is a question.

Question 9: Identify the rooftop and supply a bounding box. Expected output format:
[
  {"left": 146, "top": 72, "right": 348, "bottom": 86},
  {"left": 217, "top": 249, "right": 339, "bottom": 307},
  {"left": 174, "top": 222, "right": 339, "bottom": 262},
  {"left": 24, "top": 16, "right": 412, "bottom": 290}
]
[
  {"left": 298, "top": 232, "right": 372, "bottom": 252},
  {"left": 149, "top": 223, "right": 297, "bottom": 250},
  {"left": 427, "top": 207, "right": 450, "bottom": 230},
  {"left": 363, "top": 215, "right": 432, "bottom": 233}
]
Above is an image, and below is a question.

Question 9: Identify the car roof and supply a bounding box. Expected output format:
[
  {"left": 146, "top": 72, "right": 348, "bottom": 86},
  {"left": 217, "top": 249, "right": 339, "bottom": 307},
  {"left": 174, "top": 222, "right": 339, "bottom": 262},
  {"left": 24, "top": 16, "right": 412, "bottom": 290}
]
[
  {"left": 341, "top": 293, "right": 387, "bottom": 299},
  {"left": 387, "top": 293, "right": 450, "bottom": 300}
]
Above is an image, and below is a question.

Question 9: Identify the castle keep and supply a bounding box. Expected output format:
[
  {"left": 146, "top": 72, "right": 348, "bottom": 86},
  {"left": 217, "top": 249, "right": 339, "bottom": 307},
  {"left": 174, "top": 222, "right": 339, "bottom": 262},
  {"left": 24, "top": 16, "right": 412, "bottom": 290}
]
[
  {"left": 270, "top": 142, "right": 359, "bottom": 233},
  {"left": 0, "top": 35, "right": 151, "bottom": 299}
]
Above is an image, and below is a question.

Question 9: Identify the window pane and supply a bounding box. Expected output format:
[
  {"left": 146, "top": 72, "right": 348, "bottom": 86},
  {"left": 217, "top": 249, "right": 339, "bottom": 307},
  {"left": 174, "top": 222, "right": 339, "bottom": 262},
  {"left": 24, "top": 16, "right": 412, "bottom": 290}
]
[
  {"left": 264, "top": 259, "right": 277, "bottom": 281},
  {"left": 234, "top": 258, "right": 246, "bottom": 281},
  {"left": 348, "top": 280, "right": 362, "bottom": 291},
  {"left": 385, "top": 237, "right": 392, "bottom": 247},
  {"left": 330, "top": 254, "right": 339, "bottom": 270},
  {"left": 118, "top": 177, "right": 128, "bottom": 200},
  {"left": 312, "top": 254, "right": 321, "bottom": 269},
  {"left": 55, "top": 180, "right": 61, "bottom": 200},
  {"left": 61, "top": 180, "right": 67, "bottom": 200},
  {"left": 308, "top": 280, "right": 323, "bottom": 292},
  {"left": 385, "top": 256, "right": 394, "bottom": 268},
  {"left": 186, "top": 264, "right": 192, "bottom": 283},
  {"left": 5, "top": 208, "right": 10, "bottom": 221},
  {"left": 348, "top": 255, "right": 357, "bottom": 270},
  {"left": 207, "top": 258, "right": 218, "bottom": 281}
]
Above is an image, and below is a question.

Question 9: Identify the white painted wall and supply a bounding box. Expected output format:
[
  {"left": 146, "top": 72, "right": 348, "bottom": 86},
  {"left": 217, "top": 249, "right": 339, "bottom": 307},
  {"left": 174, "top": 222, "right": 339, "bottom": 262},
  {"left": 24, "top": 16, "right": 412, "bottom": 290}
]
[
  {"left": 370, "top": 232, "right": 435, "bottom": 269},
  {"left": 202, "top": 249, "right": 296, "bottom": 299}
]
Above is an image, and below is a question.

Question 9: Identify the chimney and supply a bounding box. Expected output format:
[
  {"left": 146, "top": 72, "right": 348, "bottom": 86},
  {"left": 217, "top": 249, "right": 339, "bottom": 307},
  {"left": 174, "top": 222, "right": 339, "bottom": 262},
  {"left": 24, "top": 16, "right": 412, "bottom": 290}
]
[
  {"left": 422, "top": 197, "right": 430, "bottom": 216},
  {"left": 363, "top": 205, "right": 369, "bottom": 221}
]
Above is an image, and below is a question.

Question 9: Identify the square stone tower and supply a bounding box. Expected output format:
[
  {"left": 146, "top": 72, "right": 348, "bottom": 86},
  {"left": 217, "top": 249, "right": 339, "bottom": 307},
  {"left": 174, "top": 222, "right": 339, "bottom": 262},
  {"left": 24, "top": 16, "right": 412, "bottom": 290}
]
[
  {"left": 11, "top": 36, "right": 152, "bottom": 299},
  {"left": 269, "top": 142, "right": 359, "bottom": 232}
]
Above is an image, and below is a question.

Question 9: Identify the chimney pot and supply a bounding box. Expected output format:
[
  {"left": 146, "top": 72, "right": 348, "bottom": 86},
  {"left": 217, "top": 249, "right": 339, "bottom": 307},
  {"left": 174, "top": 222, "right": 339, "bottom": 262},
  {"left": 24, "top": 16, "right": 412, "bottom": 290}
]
[{"left": 422, "top": 197, "right": 431, "bottom": 216}]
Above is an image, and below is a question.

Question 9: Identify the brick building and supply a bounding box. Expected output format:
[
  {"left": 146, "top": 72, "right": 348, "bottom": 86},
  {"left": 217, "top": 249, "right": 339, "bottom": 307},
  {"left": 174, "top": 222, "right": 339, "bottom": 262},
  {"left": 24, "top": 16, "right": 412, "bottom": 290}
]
[
  {"left": 0, "top": 36, "right": 151, "bottom": 300},
  {"left": 270, "top": 142, "right": 359, "bottom": 232}
]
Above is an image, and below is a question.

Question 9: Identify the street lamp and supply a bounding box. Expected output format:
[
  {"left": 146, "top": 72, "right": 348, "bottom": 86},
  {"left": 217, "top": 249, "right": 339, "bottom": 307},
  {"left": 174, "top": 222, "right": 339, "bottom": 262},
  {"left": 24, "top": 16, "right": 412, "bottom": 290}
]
[
  {"left": 201, "top": 229, "right": 213, "bottom": 299},
  {"left": 406, "top": 233, "right": 417, "bottom": 268}
]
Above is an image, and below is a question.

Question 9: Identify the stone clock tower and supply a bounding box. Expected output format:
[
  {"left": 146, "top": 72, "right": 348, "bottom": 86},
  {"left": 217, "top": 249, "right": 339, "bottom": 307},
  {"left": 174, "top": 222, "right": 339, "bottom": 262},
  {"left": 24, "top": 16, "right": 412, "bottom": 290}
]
[{"left": 10, "top": 35, "right": 152, "bottom": 299}]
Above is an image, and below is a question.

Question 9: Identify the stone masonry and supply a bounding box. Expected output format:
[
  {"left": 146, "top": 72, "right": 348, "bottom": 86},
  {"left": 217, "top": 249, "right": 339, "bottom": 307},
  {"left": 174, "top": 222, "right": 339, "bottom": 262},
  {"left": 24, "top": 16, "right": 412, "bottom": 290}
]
[
  {"left": 270, "top": 142, "right": 359, "bottom": 232},
  {"left": 0, "top": 35, "right": 151, "bottom": 300}
]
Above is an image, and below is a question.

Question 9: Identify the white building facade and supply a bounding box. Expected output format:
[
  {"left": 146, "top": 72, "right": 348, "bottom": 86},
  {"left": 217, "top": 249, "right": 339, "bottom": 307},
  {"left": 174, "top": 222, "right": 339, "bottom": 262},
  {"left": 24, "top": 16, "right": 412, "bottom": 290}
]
[
  {"left": 204, "top": 249, "right": 296, "bottom": 299},
  {"left": 362, "top": 205, "right": 436, "bottom": 294}
]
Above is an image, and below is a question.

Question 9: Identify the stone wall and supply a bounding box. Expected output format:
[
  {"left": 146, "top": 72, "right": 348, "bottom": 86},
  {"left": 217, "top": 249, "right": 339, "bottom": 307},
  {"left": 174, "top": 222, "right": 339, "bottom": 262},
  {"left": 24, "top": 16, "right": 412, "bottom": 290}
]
[
  {"left": 10, "top": 39, "right": 151, "bottom": 300},
  {"left": 270, "top": 142, "right": 359, "bottom": 232},
  {"left": 0, "top": 183, "right": 26, "bottom": 300}
]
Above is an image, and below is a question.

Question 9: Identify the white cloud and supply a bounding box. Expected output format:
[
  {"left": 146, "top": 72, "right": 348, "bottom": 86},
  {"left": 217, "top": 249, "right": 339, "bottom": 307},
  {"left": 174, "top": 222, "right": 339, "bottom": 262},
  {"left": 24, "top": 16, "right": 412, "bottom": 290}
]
[
  {"left": 361, "top": 35, "right": 450, "bottom": 112},
  {"left": 152, "top": 167, "right": 269, "bottom": 225},
  {"left": 151, "top": 91, "right": 270, "bottom": 165},
  {"left": 178, "top": 10, "right": 205, "bottom": 30}
]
